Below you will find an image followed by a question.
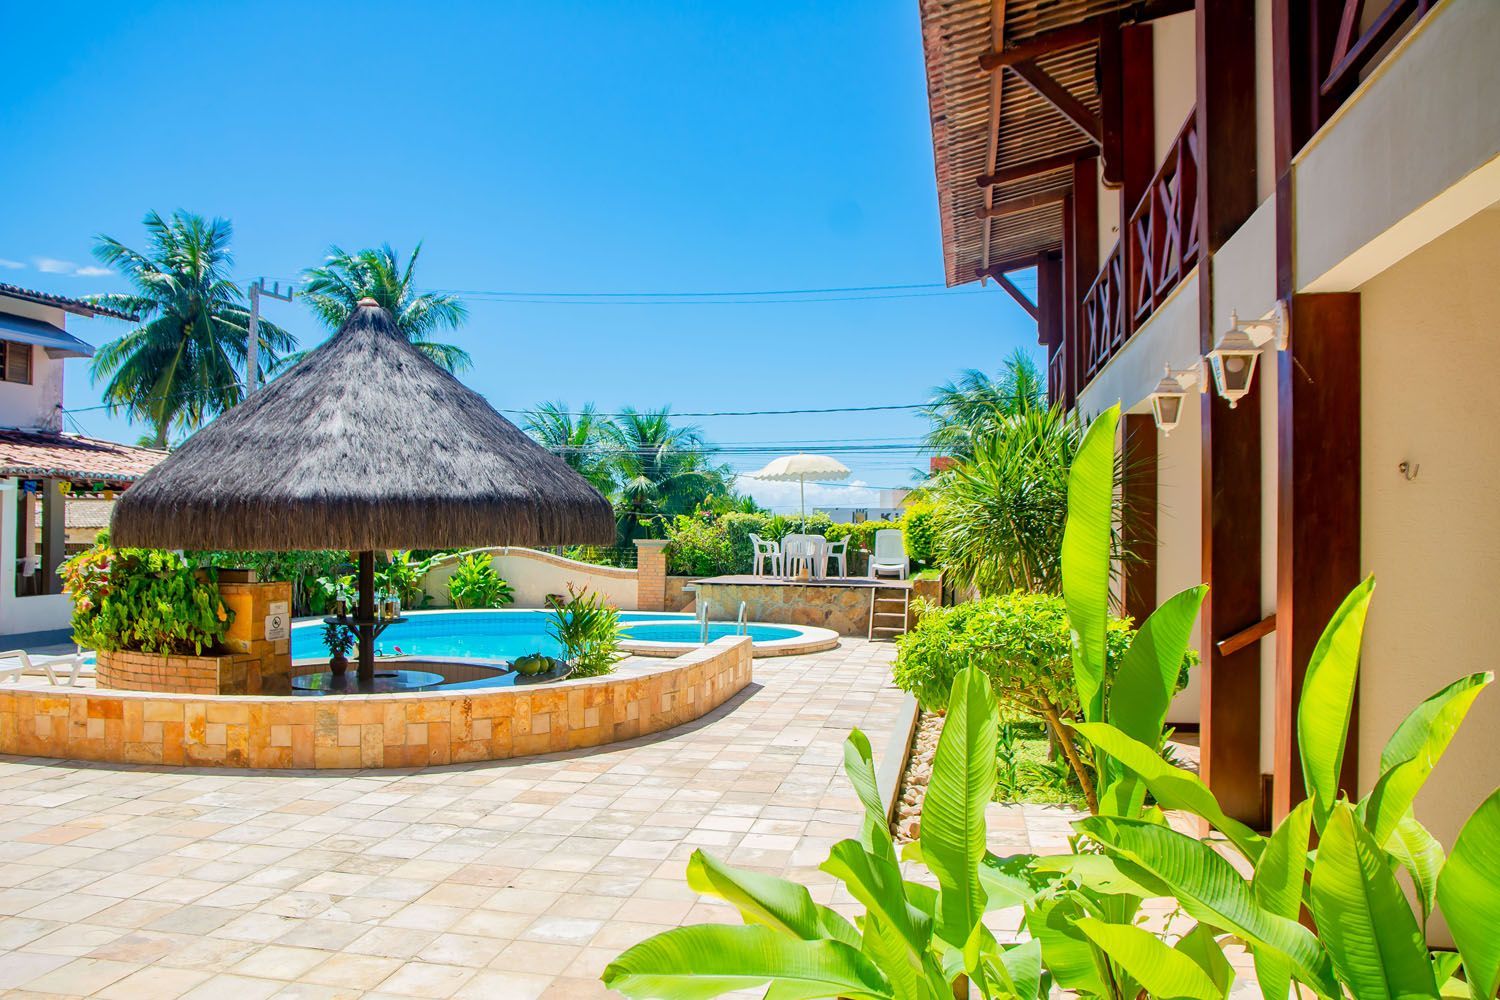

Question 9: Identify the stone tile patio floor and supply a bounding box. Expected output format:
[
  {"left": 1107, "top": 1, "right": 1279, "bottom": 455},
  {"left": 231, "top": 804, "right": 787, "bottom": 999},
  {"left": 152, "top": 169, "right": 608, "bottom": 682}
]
[
  {"left": 0, "top": 640, "right": 916, "bottom": 999},
  {"left": 0, "top": 638, "right": 1252, "bottom": 999}
]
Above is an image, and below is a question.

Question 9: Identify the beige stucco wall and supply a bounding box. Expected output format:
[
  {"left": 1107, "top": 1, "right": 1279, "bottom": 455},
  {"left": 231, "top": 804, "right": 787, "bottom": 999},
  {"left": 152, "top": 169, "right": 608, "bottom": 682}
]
[
  {"left": 422, "top": 547, "right": 639, "bottom": 610},
  {"left": 1295, "top": 0, "right": 1500, "bottom": 292},
  {"left": 1357, "top": 206, "right": 1500, "bottom": 868},
  {"left": 1078, "top": 270, "right": 1201, "bottom": 418},
  {"left": 1157, "top": 394, "right": 1203, "bottom": 726},
  {"left": 1150, "top": 12, "right": 1196, "bottom": 168}
]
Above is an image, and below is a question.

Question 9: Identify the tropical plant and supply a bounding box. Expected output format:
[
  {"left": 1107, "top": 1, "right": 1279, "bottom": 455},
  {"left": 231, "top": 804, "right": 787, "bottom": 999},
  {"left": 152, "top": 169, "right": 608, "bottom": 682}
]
[
  {"left": 313, "top": 571, "right": 357, "bottom": 615},
  {"left": 446, "top": 553, "right": 515, "bottom": 609},
  {"left": 194, "top": 549, "right": 347, "bottom": 616},
  {"left": 60, "top": 532, "right": 231, "bottom": 655},
  {"left": 547, "top": 585, "right": 624, "bottom": 678},
  {"left": 85, "top": 211, "right": 295, "bottom": 446},
  {"left": 523, "top": 401, "right": 618, "bottom": 495},
  {"left": 922, "top": 349, "right": 1046, "bottom": 461},
  {"left": 376, "top": 550, "right": 437, "bottom": 609},
  {"left": 321, "top": 622, "right": 355, "bottom": 668},
  {"left": 605, "top": 407, "right": 732, "bottom": 540},
  {"left": 300, "top": 243, "right": 471, "bottom": 372},
  {"left": 891, "top": 590, "right": 1195, "bottom": 806}
]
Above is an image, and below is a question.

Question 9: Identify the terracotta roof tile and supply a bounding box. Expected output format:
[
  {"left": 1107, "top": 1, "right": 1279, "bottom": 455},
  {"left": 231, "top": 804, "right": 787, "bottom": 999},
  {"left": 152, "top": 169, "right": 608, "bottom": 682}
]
[
  {"left": 0, "top": 429, "right": 166, "bottom": 483},
  {"left": 0, "top": 282, "right": 137, "bottom": 322}
]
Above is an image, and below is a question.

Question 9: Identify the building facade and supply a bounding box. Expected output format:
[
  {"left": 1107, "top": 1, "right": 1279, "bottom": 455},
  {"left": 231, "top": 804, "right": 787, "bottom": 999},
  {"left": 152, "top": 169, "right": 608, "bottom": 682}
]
[
  {"left": 0, "top": 283, "right": 164, "bottom": 635},
  {"left": 917, "top": 0, "right": 1498, "bottom": 882}
]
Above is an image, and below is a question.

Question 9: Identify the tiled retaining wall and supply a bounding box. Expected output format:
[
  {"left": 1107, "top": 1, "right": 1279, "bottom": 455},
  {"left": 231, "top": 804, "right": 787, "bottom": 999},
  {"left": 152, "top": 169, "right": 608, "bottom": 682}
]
[
  {"left": 0, "top": 637, "right": 752, "bottom": 769},
  {"left": 693, "top": 582, "right": 879, "bottom": 636}
]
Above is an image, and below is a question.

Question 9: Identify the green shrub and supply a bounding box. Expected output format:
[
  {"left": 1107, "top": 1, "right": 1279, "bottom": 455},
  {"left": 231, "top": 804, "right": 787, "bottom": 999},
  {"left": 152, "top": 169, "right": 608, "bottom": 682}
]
[
  {"left": 61, "top": 533, "right": 231, "bottom": 655},
  {"left": 376, "top": 550, "right": 437, "bottom": 609},
  {"left": 193, "top": 548, "right": 347, "bottom": 616},
  {"left": 893, "top": 591, "right": 1193, "bottom": 724},
  {"left": 902, "top": 499, "right": 940, "bottom": 567},
  {"left": 547, "top": 586, "right": 624, "bottom": 678},
  {"left": 663, "top": 513, "right": 736, "bottom": 576},
  {"left": 447, "top": 553, "right": 515, "bottom": 609}
]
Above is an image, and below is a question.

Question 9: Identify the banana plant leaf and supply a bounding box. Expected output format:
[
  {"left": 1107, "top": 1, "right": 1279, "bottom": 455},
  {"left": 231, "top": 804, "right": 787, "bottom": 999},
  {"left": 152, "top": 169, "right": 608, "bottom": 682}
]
[{"left": 1436, "top": 788, "right": 1500, "bottom": 1000}]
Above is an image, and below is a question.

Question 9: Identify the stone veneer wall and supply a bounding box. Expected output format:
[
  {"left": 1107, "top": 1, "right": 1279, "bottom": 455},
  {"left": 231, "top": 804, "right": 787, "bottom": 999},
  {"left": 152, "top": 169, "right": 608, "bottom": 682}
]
[
  {"left": 692, "top": 582, "right": 880, "bottom": 636},
  {"left": 0, "top": 636, "right": 752, "bottom": 769}
]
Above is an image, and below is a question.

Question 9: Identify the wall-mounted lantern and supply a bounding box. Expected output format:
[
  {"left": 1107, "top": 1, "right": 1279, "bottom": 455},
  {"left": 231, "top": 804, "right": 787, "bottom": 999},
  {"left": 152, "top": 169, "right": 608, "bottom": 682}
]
[
  {"left": 1207, "top": 300, "right": 1290, "bottom": 408},
  {"left": 1148, "top": 362, "right": 1205, "bottom": 436}
]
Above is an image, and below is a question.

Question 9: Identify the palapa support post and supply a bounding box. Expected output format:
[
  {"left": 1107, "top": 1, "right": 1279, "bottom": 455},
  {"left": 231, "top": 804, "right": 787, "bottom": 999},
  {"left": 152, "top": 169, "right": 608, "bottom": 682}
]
[{"left": 357, "top": 550, "right": 375, "bottom": 684}]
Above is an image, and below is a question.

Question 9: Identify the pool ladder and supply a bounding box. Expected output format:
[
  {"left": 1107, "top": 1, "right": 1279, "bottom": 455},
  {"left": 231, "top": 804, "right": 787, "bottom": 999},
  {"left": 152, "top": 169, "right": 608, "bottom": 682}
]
[{"left": 697, "top": 601, "right": 749, "bottom": 644}]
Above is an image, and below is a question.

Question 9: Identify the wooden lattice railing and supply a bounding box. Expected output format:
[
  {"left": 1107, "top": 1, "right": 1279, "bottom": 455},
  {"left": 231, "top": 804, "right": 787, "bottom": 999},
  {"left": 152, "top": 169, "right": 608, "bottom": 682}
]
[{"left": 1128, "top": 112, "right": 1200, "bottom": 327}]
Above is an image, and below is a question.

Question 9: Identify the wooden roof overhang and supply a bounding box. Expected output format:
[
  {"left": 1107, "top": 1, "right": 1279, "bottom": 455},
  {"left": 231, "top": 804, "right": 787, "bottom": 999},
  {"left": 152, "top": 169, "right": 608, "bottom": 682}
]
[{"left": 919, "top": 0, "right": 1190, "bottom": 288}]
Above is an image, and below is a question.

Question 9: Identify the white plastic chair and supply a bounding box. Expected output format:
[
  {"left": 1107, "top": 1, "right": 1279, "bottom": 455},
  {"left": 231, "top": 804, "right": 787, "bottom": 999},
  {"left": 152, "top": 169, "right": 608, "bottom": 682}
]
[
  {"left": 748, "top": 533, "right": 783, "bottom": 577},
  {"left": 821, "top": 538, "right": 848, "bottom": 578},
  {"left": 868, "top": 529, "right": 909, "bottom": 579},
  {"left": 781, "top": 534, "right": 821, "bottom": 579},
  {"left": 0, "top": 648, "right": 86, "bottom": 686}
]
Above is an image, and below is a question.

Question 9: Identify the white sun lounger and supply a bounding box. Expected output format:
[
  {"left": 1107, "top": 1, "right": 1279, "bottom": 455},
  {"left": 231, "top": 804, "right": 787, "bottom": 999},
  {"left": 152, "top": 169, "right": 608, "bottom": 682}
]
[{"left": 0, "top": 648, "right": 86, "bottom": 686}]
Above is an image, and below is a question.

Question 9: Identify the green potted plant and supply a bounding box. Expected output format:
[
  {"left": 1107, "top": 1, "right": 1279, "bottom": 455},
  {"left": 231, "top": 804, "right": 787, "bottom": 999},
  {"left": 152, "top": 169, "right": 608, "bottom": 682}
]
[{"left": 322, "top": 622, "right": 355, "bottom": 677}]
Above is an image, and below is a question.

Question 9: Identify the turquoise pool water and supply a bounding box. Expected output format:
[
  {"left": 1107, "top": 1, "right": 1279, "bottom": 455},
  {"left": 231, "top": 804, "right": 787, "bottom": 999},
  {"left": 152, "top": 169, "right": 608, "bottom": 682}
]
[{"left": 290, "top": 610, "right": 796, "bottom": 663}]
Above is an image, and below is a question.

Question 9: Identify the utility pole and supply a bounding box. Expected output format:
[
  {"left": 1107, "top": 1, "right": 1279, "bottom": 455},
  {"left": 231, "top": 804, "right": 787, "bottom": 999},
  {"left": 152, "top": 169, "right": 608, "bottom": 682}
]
[{"left": 246, "top": 279, "right": 294, "bottom": 395}]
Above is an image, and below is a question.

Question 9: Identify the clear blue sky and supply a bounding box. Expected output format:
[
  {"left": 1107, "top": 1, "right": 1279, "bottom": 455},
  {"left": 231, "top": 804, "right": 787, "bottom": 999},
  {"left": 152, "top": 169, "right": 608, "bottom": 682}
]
[{"left": 0, "top": 1, "right": 1040, "bottom": 512}]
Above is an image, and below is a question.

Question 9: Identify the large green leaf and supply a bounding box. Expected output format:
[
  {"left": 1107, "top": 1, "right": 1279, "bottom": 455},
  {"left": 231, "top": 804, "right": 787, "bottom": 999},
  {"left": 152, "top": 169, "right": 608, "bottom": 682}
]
[
  {"left": 1071, "top": 722, "right": 1265, "bottom": 862},
  {"left": 1031, "top": 852, "right": 1159, "bottom": 898},
  {"left": 1061, "top": 404, "right": 1119, "bottom": 722},
  {"left": 1251, "top": 800, "right": 1313, "bottom": 1000},
  {"left": 1363, "top": 672, "right": 1492, "bottom": 845},
  {"left": 686, "top": 850, "right": 860, "bottom": 949},
  {"left": 1385, "top": 815, "right": 1445, "bottom": 929},
  {"left": 1437, "top": 789, "right": 1500, "bottom": 1000},
  {"left": 1175, "top": 923, "right": 1235, "bottom": 999},
  {"left": 845, "top": 727, "right": 897, "bottom": 861},
  {"left": 918, "top": 665, "right": 996, "bottom": 947},
  {"left": 1298, "top": 576, "right": 1375, "bottom": 831},
  {"left": 1108, "top": 585, "right": 1208, "bottom": 745},
  {"left": 993, "top": 938, "right": 1042, "bottom": 1000},
  {"left": 1077, "top": 918, "right": 1224, "bottom": 1000},
  {"left": 1308, "top": 802, "right": 1436, "bottom": 1000},
  {"left": 1077, "top": 815, "right": 1336, "bottom": 996},
  {"left": 821, "top": 839, "right": 930, "bottom": 965},
  {"left": 601, "top": 923, "right": 894, "bottom": 1000},
  {"left": 1025, "top": 893, "right": 1106, "bottom": 995}
]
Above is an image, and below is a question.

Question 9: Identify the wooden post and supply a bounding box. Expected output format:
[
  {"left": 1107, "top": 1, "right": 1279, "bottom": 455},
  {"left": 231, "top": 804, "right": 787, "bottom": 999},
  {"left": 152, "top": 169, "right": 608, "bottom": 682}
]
[
  {"left": 1122, "top": 414, "right": 1159, "bottom": 624},
  {"left": 41, "top": 479, "right": 66, "bottom": 596},
  {"left": 1061, "top": 194, "right": 1079, "bottom": 409},
  {"left": 1196, "top": 0, "right": 1264, "bottom": 825},
  {"left": 357, "top": 550, "right": 375, "bottom": 684},
  {"left": 1070, "top": 157, "right": 1099, "bottom": 404}
]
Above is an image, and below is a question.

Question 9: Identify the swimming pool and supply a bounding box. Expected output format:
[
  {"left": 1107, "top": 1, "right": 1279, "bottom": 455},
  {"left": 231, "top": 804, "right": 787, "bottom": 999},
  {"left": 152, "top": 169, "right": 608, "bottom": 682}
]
[
  {"left": 288, "top": 609, "right": 833, "bottom": 664},
  {"left": 290, "top": 610, "right": 688, "bottom": 662}
]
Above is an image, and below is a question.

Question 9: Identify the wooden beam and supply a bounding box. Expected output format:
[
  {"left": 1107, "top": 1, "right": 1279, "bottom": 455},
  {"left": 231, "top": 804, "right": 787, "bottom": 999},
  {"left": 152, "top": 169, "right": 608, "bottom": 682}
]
[
  {"left": 1010, "top": 61, "right": 1102, "bottom": 145},
  {"left": 1122, "top": 414, "right": 1159, "bottom": 624},
  {"left": 976, "top": 1, "right": 1196, "bottom": 72},
  {"left": 975, "top": 150, "right": 1091, "bottom": 189},
  {"left": 993, "top": 274, "right": 1039, "bottom": 320},
  {"left": 1121, "top": 25, "right": 1156, "bottom": 211},
  {"left": 1274, "top": 294, "right": 1361, "bottom": 821},
  {"left": 975, "top": 253, "right": 1049, "bottom": 280},
  {"left": 1098, "top": 13, "right": 1125, "bottom": 189},
  {"left": 1197, "top": 0, "right": 1265, "bottom": 827},
  {"left": 1036, "top": 254, "right": 1063, "bottom": 348},
  {"left": 974, "top": 189, "right": 1068, "bottom": 219},
  {"left": 978, "top": 20, "right": 1100, "bottom": 72},
  {"left": 1217, "top": 614, "right": 1277, "bottom": 658},
  {"left": 1069, "top": 157, "right": 1098, "bottom": 406}
]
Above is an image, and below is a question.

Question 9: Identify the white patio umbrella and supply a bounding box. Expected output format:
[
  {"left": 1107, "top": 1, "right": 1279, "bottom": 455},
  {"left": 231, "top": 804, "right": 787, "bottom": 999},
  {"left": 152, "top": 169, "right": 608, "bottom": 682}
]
[{"left": 751, "top": 453, "right": 851, "bottom": 530}]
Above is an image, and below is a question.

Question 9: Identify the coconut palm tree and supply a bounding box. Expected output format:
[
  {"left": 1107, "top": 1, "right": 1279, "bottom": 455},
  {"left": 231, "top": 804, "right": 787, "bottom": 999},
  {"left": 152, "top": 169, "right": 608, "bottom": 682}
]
[
  {"left": 300, "top": 244, "right": 471, "bottom": 372},
  {"left": 923, "top": 349, "right": 1046, "bottom": 461},
  {"left": 523, "top": 401, "right": 618, "bottom": 495},
  {"left": 604, "top": 408, "right": 729, "bottom": 539},
  {"left": 85, "top": 211, "right": 295, "bottom": 448}
]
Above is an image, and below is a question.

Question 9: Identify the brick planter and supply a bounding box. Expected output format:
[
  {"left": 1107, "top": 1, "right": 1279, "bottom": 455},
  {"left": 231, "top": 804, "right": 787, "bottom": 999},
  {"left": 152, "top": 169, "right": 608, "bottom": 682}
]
[{"left": 96, "top": 647, "right": 288, "bottom": 696}]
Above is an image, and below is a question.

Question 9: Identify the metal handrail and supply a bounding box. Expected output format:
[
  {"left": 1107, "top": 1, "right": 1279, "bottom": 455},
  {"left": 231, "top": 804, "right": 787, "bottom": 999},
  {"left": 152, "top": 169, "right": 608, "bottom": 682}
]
[{"left": 737, "top": 601, "right": 747, "bottom": 636}]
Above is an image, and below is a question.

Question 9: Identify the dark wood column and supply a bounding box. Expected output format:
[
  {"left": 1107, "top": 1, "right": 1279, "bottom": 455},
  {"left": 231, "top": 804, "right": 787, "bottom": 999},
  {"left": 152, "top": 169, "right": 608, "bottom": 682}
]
[
  {"left": 1195, "top": 0, "right": 1264, "bottom": 825},
  {"left": 1274, "top": 294, "right": 1360, "bottom": 819},
  {"left": 1120, "top": 25, "right": 1156, "bottom": 212},
  {"left": 1061, "top": 194, "right": 1079, "bottom": 409},
  {"left": 1122, "top": 413, "right": 1159, "bottom": 624},
  {"left": 1270, "top": 0, "right": 1362, "bottom": 823},
  {"left": 41, "top": 480, "right": 66, "bottom": 595}
]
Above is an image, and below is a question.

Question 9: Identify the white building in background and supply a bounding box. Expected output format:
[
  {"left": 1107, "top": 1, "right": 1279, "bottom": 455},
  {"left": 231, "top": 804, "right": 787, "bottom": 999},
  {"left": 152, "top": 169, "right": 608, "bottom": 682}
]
[
  {"left": 0, "top": 283, "right": 163, "bottom": 636},
  {"left": 816, "top": 488, "right": 911, "bottom": 523}
]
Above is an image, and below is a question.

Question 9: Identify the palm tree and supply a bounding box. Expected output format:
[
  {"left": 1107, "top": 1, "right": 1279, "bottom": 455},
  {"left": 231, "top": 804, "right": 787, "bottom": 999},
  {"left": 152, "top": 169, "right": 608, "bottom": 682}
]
[
  {"left": 523, "top": 401, "right": 618, "bottom": 495},
  {"left": 923, "top": 349, "right": 1046, "bottom": 461},
  {"left": 86, "top": 211, "right": 295, "bottom": 448},
  {"left": 604, "top": 408, "right": 728, "bottom": 539},
  {"left": 300, "top": 244, "right": 471, "bottom": 372}
]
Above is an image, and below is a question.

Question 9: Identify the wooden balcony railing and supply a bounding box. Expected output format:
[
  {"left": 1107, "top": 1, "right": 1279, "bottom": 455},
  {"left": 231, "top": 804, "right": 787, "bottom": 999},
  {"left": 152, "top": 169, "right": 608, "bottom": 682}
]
[
  {"left": 1048, "top": 347, "right": 1066, "bottom": 406},
  {"left": 1071, "top": 110, "right": 1200, "bottom": 393},
  {"left": 1128, "top": 112, "right": 1200, "bottom": 326},
  {"left": 1321, "top": 0, "right": 1433, "bottom": 98}
]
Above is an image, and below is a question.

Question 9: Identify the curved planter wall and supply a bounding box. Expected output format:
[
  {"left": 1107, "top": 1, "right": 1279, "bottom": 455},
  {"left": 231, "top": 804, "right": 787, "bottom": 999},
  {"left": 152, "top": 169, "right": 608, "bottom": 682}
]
[{"left": 0, "top": 636, "right": 752, "bottom": 769}]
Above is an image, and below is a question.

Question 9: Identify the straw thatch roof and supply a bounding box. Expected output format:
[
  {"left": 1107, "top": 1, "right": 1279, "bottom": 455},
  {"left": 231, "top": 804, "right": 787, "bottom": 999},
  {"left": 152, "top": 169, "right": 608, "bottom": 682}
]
[{"left": 110, "top": 301, "right": 615, "bottom": 551}]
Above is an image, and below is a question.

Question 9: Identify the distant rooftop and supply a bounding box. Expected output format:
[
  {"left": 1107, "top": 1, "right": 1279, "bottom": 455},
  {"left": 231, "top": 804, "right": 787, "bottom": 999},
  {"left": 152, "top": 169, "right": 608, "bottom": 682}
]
[{"left": 0, "top": 282, "right": 137, "bottom": 322}]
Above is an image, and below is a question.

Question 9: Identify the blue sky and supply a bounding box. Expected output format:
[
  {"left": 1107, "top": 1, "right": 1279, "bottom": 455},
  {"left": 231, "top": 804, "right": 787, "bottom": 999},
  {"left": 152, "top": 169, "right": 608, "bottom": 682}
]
[{"left": 0, "top": 1, "right": 1040, "bottom": 512}]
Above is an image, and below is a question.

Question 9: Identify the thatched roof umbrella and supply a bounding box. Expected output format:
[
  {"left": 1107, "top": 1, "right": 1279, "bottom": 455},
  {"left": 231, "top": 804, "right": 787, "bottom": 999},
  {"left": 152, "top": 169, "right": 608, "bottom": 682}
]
[{"left": 112, "top": 299, "right": 614, "bottom": 684}]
